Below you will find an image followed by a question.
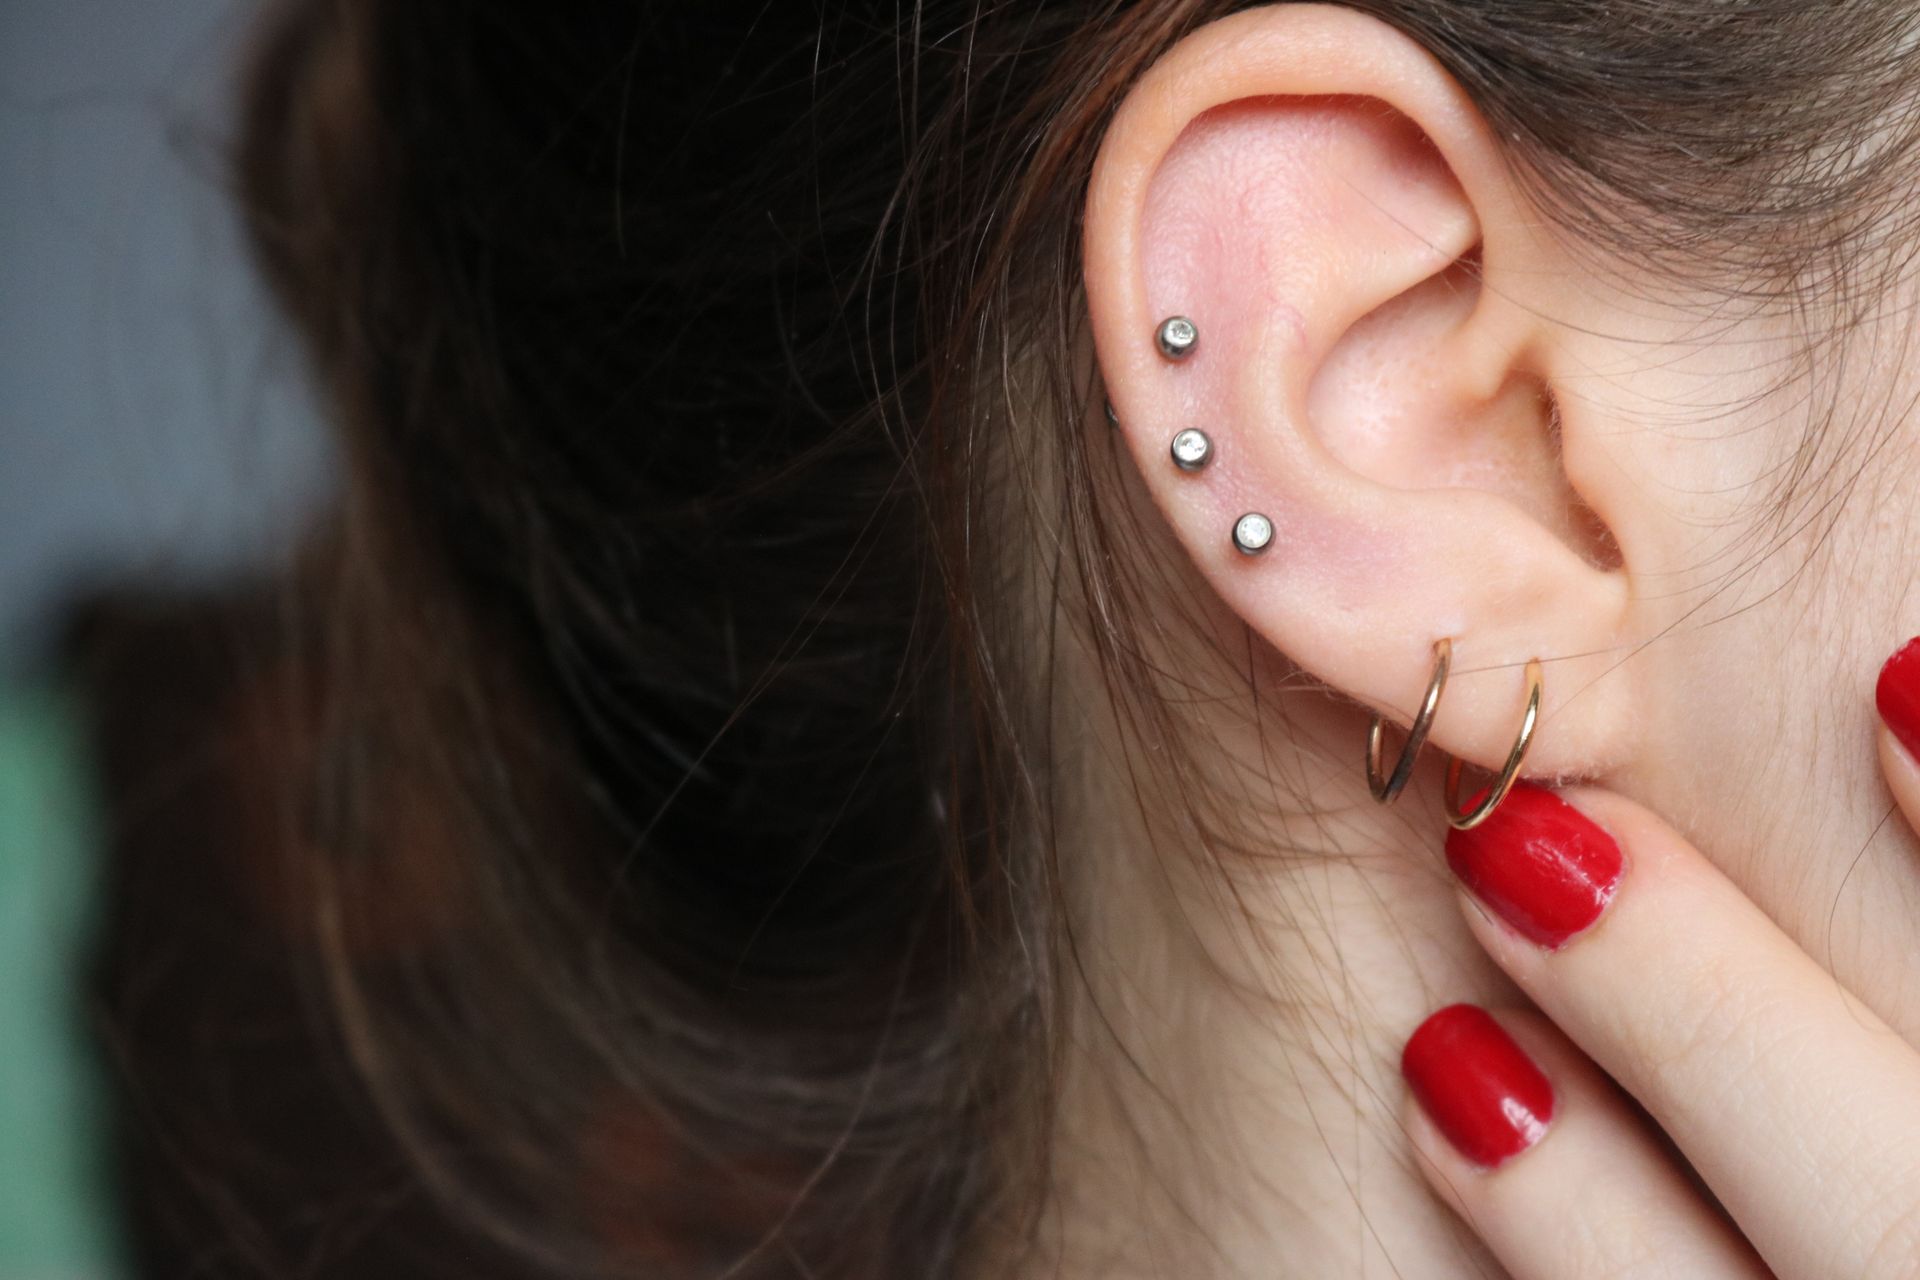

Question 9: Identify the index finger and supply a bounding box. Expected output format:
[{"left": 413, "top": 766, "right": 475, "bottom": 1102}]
[{"left": 1448, "top": 783, "right": 1920, "bottom": 1279}]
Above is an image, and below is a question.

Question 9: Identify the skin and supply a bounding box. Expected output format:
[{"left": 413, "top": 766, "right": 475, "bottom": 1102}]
[
  {"left": 995, "top": 6, "right": 1920, "bottom": 1276},
  {"left": 1402, "top": 769, "right": 1920, "bottom": 1278}
]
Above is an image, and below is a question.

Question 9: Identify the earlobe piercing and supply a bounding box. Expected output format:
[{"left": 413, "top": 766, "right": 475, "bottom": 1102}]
[
  {"left": 1156, "top": 316, "right": 1198, "bottom": 360},
  {"left": 1367, "top": 639, "right": 1451, "bottom": 805},
  {"left": 1231, "top": 512, "right": 1273, "bottom": 555},
  {"left": 1105, "top": 399, "right": 1119, "bottom": 428},
  {"left": 1443, "top": 659, "right": 1542, "bottom": 831},
  {"left": 1169, "top": 428, "right": 1212, "bottom": 471}
]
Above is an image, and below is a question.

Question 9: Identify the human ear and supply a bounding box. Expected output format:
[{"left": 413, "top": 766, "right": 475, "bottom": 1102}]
[{"left": 1085, "top": 4, "right": 1635, "bottom": 780}]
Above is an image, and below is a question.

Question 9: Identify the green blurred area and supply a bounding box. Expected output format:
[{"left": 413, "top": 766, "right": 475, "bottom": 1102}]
[{"left": 0, "top": 685, "right": 123, "bottom": 1279}]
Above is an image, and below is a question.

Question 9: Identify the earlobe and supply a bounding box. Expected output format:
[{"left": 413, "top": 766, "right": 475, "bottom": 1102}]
[{"left": 1085, "top": 5, "right": 1635, "bottom": 783}]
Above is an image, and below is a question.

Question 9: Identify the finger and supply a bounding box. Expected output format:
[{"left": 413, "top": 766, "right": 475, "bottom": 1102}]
[
  {"left": 1874, "top": 636, "right": 1920, "bottom": 834},
  {"left": 1446, "top": 783, "right": 1920, "bottom": 1279},
  {"left": 1401, "top": 1003, "right": 1766, "bottom": 1280}
]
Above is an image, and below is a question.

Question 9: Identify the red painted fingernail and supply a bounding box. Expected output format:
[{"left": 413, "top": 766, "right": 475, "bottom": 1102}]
[
  {"left": 1876, "top": 637, "right": 1920, "bottom": 761},
  {"left": 1402, "top": 1004, "right": 1554, "bottom": 1168},
  {"left": 1444, "top": 782, "right": 1622, "bottom": 949}
]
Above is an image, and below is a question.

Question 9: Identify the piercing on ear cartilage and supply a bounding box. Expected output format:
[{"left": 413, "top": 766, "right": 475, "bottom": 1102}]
[
  {"left": 1443, "top": 658, "right": 1542, "bottom": 831},
  {"left": 1169, "top": 428, "right": 1212, "bottom": 471},
  {"left": 1367, "top": 638, "right": 1451, "bottom": 805},
  {"left": 1156, "top": 315, "right": 1198, "bottom": 360},
  {"left": 1231, "top": 512, "right": 1273, "bottom": 555}
]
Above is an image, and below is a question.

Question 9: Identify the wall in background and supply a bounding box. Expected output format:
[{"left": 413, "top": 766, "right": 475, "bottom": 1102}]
[{"left": 0, "top": 0, "right": 334, "bottom": 677}]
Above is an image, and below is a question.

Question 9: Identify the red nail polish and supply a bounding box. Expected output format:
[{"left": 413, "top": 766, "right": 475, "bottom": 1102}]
[
  {"left": 1876, "top": 637, "right": 1920, "bottom": 761},
  {"left": 1402, "top": 1004, "right": 1554, "bottom": 1168},
  {"left": 1445, "top": 782, "right": 1622, "bottom": 949}
]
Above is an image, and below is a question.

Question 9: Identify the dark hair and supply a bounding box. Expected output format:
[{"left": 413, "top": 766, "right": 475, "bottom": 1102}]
[{"left": 108, "top": 1, "right": 1919, "bottom": 1275}]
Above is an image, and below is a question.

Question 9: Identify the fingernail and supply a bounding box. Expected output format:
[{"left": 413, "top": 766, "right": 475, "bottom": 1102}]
[
  {"left": 1876, "top": 637, "right": 1920, "bottom": 761},
  {"left": 1444, "top": 782, "right": 1622, "bottom": 949},
  {"left": 1402, "top": 1004, "right": 1554, "bottom": 1168}
]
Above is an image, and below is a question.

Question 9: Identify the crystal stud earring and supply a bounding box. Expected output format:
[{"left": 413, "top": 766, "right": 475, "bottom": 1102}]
[
  {"left": 1156, "top": 315, "right": 1198, "bottom": 360},
  {"left": 1232, "top": 512, "right": 1274, "bottom": 555},
  {"left": 1169, "top": 428, "right": 1212, "bottom": 471}
]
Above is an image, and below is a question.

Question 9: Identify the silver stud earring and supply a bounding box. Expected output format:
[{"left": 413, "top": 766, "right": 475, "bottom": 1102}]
[
  {"left": 1156, "top": 315, "right": 1198, "bottom": 360},
  {"left": 1232, "top": 512, "right": 1274, "bottom": 556},
  {"left": 1169, "top": 428, "right": 1212, "bottom": 471},
  {"left": 1104, "top": 399, "right": 1120, "bottom": 428}
]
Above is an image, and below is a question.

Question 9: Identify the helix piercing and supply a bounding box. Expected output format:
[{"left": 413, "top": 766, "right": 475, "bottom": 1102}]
[
  {"left": 1366, "top": 638, "right": 1451, "bottom": 805},
  {"left": 1156, "top": 315, "right": 1198, "bottom": 360},
  {"left": 1231, "top": 512, "right": 1273, "bottom": 555},
  {"left": 1169, "top": 428, "right": 1212, "bottom": 471},
  {"left": 1443, "top": 658, "right": 1542, "bottom": 831}
]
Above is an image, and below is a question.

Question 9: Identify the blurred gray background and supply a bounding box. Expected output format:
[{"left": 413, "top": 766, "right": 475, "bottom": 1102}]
[{"left": 1, "top": 0, "right": 334, "bottom": 679}]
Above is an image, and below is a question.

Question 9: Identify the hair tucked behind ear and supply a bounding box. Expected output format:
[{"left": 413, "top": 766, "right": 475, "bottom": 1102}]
[{"left": 95, "top": 0, "right": 1919, "bottom": 1275}]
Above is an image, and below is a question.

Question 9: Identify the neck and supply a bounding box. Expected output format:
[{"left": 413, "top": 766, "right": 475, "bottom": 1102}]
[{"left": 991, "top": 650, "right": 1512, "bottom": 1278}]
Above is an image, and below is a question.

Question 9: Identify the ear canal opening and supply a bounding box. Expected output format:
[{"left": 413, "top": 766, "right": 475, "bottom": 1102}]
[{"left": 1457, "top": 241, "right": 1484, "bottom": 285}]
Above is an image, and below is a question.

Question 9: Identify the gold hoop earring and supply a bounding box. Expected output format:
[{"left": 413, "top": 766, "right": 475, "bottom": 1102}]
[
  {"left": 1443, "top": 659, "right": 1542, "bottom": 831},
  {"left": 1367, "top": 638, "right": 1451, "bottom": 805}
]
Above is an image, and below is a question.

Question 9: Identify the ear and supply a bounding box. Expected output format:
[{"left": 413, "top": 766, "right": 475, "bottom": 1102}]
[{"left": 1086, "top": 4, "right": 1635, "bottom": 779}]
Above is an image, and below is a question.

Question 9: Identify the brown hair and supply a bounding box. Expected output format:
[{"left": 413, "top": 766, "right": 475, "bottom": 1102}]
[{"left": 107, "top": 1, "right": 1920, "bottom": 1276}]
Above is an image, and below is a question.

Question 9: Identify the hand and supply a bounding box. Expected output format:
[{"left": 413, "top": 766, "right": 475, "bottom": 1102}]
[{"left": 1399, "top": 641, "right": 1920, "bottom": 1279}]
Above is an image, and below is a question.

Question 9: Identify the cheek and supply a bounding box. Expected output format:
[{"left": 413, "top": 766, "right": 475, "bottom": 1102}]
[
  {"left": 1592, "top": 305, "right": 1915, "bottom": 890},
  {"left": 1553, "top": 297, "right": 1794, "bottom": 594}
]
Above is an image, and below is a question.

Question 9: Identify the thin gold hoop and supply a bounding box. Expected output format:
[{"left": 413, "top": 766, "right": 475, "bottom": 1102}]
[
  {"left": 1366, "top": 638, "right": 1451, "bottom": 805},
  {"left": 1443, "top": 658, "right": 1542, "bottom": 831}
]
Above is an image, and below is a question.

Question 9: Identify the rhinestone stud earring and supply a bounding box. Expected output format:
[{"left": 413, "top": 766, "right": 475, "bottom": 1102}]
[
  {"left": 1232, "top": 512, "right": 1273, "bottom": 555},
  {"left": 1169, "top": 428, "right": 1212, "bottom": 471},
  {"left": 1156, "top": 316, "right": 1198, "bottom": 360}
]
